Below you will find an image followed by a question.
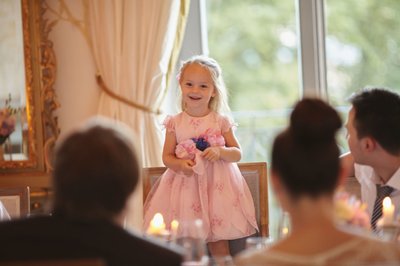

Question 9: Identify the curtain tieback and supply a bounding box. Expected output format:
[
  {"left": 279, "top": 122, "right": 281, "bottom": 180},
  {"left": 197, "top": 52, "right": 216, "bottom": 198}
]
[{"left": 96, "top": 74, "right": 161, "bottom": 115}]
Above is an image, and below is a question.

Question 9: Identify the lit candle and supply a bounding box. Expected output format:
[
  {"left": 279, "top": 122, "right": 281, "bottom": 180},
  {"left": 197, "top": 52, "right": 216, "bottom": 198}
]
[
  {"left": 147, "top": 213, "right": 166, "bottom": 235},
  {"left": 382, "top": 197, "right": 395, "bottom": 224},
  {"left": 170, "top": 219, "right": 179, "bottom": 239},
  {"left": 282, "top": 226, "right": 289, "bottom": 236},
  {"left": 171, "top": 220, "right": 179, "bottom": 233}
]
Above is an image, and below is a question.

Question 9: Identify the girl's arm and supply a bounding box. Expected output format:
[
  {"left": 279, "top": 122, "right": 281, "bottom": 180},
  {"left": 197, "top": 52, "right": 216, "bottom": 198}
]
[
  {"left": 162, "top": 130, "right": 194, "bottom": 174},
  {"left": 202, "top": 128, "right": 242, "bottom": 162}
]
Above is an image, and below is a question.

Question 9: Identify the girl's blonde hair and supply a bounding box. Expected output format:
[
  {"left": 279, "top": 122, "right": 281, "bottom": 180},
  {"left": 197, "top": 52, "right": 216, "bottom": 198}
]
[{"left": 177, "top": 55, "right": 230, "bottom": 114}]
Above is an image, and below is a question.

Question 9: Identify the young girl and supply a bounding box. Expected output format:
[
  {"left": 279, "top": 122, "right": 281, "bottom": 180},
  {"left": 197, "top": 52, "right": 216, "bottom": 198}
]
[{"left": 143, "top": 55, "right": 258, "bottom": 256}]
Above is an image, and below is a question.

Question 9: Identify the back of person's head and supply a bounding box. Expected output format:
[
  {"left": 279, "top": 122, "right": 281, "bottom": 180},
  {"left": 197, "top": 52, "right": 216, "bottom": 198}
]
[
  {"left": 271, "top": 98, "right": 342, "bottom": 199},
  {"left": 52, "top": 117, "right": 140, "bottom": 220},
  {"left": 349, "top": 87, "right": 400, "bottom": 155},
  {"left": 177, "top": 55, "right": 230, "bottom": 114}
]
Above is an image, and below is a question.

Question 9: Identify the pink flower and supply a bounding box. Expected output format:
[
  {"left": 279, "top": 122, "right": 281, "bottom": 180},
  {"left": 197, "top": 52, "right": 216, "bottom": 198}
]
[
  {"left": 175, "top": 139, "right": 196, "bottom": 159},
  {"left": 201, "top": 128, "right": 225, "bottom": 147},
  {"left": 334, "top": 190, "right": 370, "bottom": 230}
]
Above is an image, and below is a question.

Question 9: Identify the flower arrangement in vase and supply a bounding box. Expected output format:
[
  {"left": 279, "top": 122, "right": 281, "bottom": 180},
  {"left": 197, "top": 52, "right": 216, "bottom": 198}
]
[
  {"left": 0, "top": 94, "right": 16, "bottom": 145},
  {"left": 334, "top": 189, "right": 370, "bottom": 232}
]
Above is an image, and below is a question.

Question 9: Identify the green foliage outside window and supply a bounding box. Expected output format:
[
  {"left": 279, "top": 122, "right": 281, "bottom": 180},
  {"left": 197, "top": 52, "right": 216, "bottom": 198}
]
[
  {"left": 207, "top": 0, "right": 298, "bottom": 163},
  {"left": 326, "top": 0, "right": 400, "bottom": 106}
]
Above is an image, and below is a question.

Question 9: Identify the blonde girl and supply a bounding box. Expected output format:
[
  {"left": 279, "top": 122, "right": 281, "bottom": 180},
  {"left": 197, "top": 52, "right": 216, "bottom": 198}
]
[{"left": 144, "top": 55, "right": 258, "bottom": 257}]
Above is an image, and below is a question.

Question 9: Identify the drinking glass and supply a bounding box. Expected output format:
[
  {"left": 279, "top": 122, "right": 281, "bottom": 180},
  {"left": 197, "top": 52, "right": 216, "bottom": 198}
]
[
  {"left": 245, "top": 236, "right": 273, "bottom": 250},
  {"left": 277, "top": 211, "right": 291, "bottom": 239},
  {"left": 177, "top": 219, "right": 209, "bottom": 266},
  {"left": 208, "top": 255, "right": 235, "bottom": 266}
]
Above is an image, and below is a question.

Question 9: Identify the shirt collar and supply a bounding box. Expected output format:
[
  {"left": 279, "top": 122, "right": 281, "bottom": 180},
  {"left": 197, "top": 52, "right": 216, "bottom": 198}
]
[{"left": 385, "top": 167, "right": 400, "bottom": 190}]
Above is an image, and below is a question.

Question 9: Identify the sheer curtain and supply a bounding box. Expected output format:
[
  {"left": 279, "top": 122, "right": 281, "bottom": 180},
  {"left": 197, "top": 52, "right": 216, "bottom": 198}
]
[{"left": 87, "top": 0, "right": 189, "bottom": 229}]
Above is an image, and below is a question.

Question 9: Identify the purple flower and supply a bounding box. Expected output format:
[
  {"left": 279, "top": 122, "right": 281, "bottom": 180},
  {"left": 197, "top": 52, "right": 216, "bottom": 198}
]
[{"left": 192, "top": 137, "right": 210, "bottom": 151}]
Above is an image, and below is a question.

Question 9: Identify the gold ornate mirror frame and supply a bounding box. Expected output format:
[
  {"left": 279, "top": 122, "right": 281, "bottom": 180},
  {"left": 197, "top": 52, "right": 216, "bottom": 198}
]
[{"left": 0, "top": 0, "right": 59, "bottom": 187}]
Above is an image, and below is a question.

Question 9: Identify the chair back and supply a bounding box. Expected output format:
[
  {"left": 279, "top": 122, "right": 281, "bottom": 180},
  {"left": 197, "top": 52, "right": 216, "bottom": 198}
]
[
  {"left": 0, "top": 186, "right": 30, "bottom": 219},
  {"left": 343, "top": 175, "right": 361, "bottom": 199}
]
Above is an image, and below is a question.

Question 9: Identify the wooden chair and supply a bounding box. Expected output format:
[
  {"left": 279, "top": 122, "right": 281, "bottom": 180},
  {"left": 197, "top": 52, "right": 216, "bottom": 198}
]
[
  {"left": 0, "top": 186, "right": 30, "bottom": 219},
  {"left": 142, "top": 162, "right": 269, "bottom": 237}
]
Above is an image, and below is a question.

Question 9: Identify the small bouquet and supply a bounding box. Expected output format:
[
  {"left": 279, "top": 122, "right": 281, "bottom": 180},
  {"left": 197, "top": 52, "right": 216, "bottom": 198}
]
[
  {"left": 334, "top": 190, "right": 370, "bottom": 231},
  {"left": 175, "top": 129, "right": 225, "bottom": 159}
]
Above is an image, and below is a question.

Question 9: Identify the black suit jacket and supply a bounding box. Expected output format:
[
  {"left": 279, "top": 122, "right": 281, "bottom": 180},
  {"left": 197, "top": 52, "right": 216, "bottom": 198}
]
[{"left": 0, "top": 215, "right": 183, "bottom": 266}]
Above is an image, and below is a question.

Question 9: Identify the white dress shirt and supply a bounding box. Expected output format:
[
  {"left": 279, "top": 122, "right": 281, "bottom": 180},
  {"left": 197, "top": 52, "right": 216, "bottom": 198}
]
[{"left": 354, "top": 164, "right": 400, "bottom": 217}]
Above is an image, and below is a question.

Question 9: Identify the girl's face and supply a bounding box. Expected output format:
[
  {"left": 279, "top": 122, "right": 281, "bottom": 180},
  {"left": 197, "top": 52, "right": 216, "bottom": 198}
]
[{"left": 180, "top": 63, "right": 216, "bottom": 114}]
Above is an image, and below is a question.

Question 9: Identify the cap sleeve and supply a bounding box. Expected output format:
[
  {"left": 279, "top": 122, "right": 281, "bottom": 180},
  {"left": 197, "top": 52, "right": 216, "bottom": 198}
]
[
  {"left": 220, "top": 115, "right": 237, "bottom": 133},
  {"left": 162, "top": 115, "right": 175, "bottom": 133}
]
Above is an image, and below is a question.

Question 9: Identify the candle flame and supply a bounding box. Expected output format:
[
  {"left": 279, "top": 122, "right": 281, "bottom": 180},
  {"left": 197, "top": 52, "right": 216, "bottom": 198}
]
[
  {"left": 153, "top": 213, "right": 164, "bottom": 227},
  {"left": 383, "top": 197, "right": 392, "bottom": 209},
  {"left": 171, "top": 219, "right": 179, "bottom": 231}
]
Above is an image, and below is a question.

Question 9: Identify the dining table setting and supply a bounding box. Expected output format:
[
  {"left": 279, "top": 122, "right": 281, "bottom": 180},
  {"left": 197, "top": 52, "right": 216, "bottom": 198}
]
[
  {"left": 335, "top": 189, "right": 400, "bottom": 243},
  {"left": 144, "top": 189, "right": 400, "bottom": 266}
]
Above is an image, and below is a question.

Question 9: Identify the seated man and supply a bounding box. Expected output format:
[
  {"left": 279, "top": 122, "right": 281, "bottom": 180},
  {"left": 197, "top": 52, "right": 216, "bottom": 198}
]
[
  {"left": 0, "top": 117, "right": 183, "bottom": 266},
  {"left": 341, "top": 88, "right": 400, "bottom": 229}
]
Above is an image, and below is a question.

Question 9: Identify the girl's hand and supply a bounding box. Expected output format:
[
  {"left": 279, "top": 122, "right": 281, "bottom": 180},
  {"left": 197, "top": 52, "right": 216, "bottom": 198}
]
[
  {"left": 202, "top": 147, "right": 220, "bottom": 162},
  {"left": 180, "top": 159, "right": 195, "bottom": 176}
]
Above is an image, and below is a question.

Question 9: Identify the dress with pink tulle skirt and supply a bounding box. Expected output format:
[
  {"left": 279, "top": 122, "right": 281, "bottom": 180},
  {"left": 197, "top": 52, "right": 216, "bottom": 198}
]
[{"left": 143, "top": 111, "right": 258, "bottom": 242}]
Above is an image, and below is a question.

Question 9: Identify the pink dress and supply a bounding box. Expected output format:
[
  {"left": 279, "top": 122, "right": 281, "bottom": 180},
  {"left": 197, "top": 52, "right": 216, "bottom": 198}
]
[{"left": 143, "top": 111, "right": 258, "bottom": 242}]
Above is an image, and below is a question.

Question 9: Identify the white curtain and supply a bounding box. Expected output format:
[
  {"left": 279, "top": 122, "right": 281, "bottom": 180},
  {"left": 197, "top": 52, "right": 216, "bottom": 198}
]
[{"left": 87, "top": 0, "right": 185, "bottom": 229}]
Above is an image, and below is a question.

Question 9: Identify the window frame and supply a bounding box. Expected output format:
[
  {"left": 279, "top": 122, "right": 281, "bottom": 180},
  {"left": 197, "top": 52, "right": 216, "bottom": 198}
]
[{"left": 180, "top": 0, "right": 328, "bottom": 100}]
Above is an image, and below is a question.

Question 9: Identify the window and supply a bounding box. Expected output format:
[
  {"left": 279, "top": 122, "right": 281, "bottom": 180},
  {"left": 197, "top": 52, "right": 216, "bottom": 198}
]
[
  {"left": 207, "top": 0, "right": 298, "bottom": 239},
  {"left": 207, "top": 0, "right": 298, "bottom": 162},
  {"left": 325, "top": 0, "right": 400, "bottom": 107},
  {"left": 324, "top": 0, "right": 400, "bottom": 153}
]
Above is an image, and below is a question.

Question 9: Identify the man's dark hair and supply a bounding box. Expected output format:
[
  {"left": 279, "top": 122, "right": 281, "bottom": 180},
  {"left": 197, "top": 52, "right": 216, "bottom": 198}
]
[
  {"left": 52, "top": 119, "right": 140, "bottom": 220},
  {"left": 349, "top": 88, "right": 400, "bottom": 155}
]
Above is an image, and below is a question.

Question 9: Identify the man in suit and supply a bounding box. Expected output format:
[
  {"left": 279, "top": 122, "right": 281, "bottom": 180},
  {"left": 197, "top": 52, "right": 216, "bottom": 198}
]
[
  {"left": 341, "top": 88, "right": 400, "bottom": 229},
  {"left": 0, "top": 117, "right": 183, "bottom": 266}
]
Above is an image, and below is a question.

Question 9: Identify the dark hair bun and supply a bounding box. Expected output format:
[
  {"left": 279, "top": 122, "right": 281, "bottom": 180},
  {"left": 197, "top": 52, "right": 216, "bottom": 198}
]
[{"left": 289, "top": 99, "right": 342, "bottom": 144}]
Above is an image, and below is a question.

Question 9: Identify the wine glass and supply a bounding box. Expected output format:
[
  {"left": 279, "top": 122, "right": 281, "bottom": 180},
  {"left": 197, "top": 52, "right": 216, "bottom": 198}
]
[
  {"left": 277, "top": 211, "right": 291, "bottom": 239},
  {"left": 208, "top": 255, "right": 235, "bottom": 266},
  {"left": 176, "top": 219, "right": 209, "bottom": 266},
  {"left": 245, "top": 236, "right": 273, "bottom": 250}
]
